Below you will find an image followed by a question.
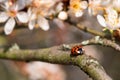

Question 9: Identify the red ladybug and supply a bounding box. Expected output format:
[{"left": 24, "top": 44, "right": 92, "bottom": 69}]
[{"left": 71, "top": 45, "right": 84, "bottom": 56}]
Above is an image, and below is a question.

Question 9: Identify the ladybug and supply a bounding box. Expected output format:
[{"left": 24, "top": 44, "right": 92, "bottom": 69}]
[{"left": 71, "top": 45, "right": 84, "bottom": 56}]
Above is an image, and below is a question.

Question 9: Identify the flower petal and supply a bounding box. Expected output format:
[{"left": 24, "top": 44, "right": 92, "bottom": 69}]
[
  {"left": 28, "top": 20, "right": 35, "bottom": 30},
  {"left": 37, "top": 16, "right": 50, "bottom": 31},
  {"left": 25, "top": 0, "right": 32, "bottom": 5},
  {"left": 58, "top": 11, "right": 68, "bottom": 20},
  {"left": 97, "top": 15, "right": 107, "bottom": 27},
  {"left": 75, "top": 10, "right": 83, "bottom": 17},
  {"left": 89, "top": 0, "right": 101, "bottom": 5},
  {"left": 88, "top": 7, "right": 92, "bottom": 16},
  {"left": 16, "top": 0, "right": 26, "bottom": 10},
  {"left": 56, "top": 2, "right": 63, "bottom": 12},
  {"left": 80, "top": 1, "right": 88, "bottom": 9},
  {"left": 0, "top": 12, "right": 9, "bottom": 23},
  {"left": 4, "top": 18, "right": 15, "bottom": 35},
  {"left": 27, "top": 8, "right": 36, "bottom": 20},
  {"left": 30, "top": 13, "right": 36, "bottom": 20},
  {"left": 17, "top": 12, "right": 29, "bottom": 23},
  {"left": 1, "top": 1, "right": 10, "bottom": 10},
  {"left": 27, "top": 8, "right": 32, "bottom": 16},
  {"left": 106, "top": 7, "right": 118, "bottom": 19}
]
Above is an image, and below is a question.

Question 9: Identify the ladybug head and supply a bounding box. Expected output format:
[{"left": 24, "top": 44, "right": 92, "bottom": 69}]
[{"left": 76, "top": 47, "right": 84, "bottom": 55}]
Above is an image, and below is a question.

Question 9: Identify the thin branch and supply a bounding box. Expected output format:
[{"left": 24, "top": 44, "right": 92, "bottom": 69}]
[
  {"left": 0, "top": 44, "right": 112, "bottom": 80},
  {"left": 81, "top": 36, "right": 120, "bottom": 51},
  {"left": 76, "top": 24, "right": 106, "bottom": 37},
  {"left": 66, "top": 20, "right": 106, "bottom": 37}
]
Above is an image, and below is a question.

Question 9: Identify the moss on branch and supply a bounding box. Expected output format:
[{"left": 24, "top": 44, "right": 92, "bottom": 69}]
[
  {"left": 81, "top": 36, "right": 120, "bottom": 51},
  {"left": 0, "top": 44, "right": 112, "bottom": 80}
]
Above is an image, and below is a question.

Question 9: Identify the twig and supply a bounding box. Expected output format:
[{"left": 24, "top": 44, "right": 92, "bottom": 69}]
[
  {"left": 76, "top": 24, "right": 106, "bottom": 37},
  {"left": 81, "top": 36, "right": 120, "bottom": 51},
  {"left": 0, "top": 44, "right": 112, "bottom": 80},
  {"left": 66, "top": 20, "right": 106, "bottom": 37}
]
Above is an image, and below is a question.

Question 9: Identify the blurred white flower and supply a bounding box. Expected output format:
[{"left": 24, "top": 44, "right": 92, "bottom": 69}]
[
  {"left": 101, "top": 0, "right": 111, "bottom": 6},
  {"left": 80, "top": 1, "right": 88, "bottom": 9},
  {"left": 0, "top": 0, "right": 29, "bottom": 35},
  {"left": 70, "top": 0, "right": 88, "bottom": 17},
  {"left": 55, "top": 2, "right": 63, "bottom": 13},
  {"left": 75, "top": 10, "right": 83, "bottom": 17},
  {"left": 88, "top": 0, "right": 111, "bottom": 16},
  {"left": 88, "top": 0, "right": 102, "bottom": 16},
  {"left": 58, "top": 11, "right": 68, "bottom": 20},
  {"left": 28, "top": 8, "right": 49, "bottom": 31},
  {"left": 16, "top": 0, "right": 32, "bottom": 10},
  {"left": 31, "top": 0, "right": 60, "bottom": 16},
  {"left": 27, "top": 0, "right": 64, "bottom": 31},
  {"left": 25, "top": 61, "right": 66, "bottom": 80},
  {"left": 47, "top": 2, "right": 63, "bottom": 17},
  {"left": 97, "top": 7, "right": 120, "bottom": 30},
  {"left": 28, "top": 0, "right": 63, "bottom": 31},
  {"left": 112, "top": 0, "right": 120, "bottom": 11}
]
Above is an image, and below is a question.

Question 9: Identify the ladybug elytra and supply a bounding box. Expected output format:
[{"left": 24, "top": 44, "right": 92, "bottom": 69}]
[{"left": 71, "top": 45, "right": 84, "bottom": 56}]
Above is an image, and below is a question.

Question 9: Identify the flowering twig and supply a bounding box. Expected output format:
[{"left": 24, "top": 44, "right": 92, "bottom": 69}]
[
  {"left": 0, "top": 43, "right": 112, "bottom": 80},
  {"left": 81, "top": 36, "right": 120, "bottom": 51},
  {"left": 66, "top": 19, "right": 106, "bottom": 37},
  {"left": 76, "top": 24, "right": 106, "bottom": 37}
]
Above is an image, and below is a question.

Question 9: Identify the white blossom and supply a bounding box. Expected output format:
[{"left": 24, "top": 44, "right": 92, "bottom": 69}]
[
  {"left": 4, "top": 17, "right": 15, "bottom": 35},
  {"left": 112, "top": 0, "right": 120, "bottom": 11},
  {"left": 58, "top": 11, "right": 68, "bottom": 20},
  {"left": 70, "top": 0, "right": 88, "bottom": 17},
  {"left": 28, "top": 8, "right": 50, "bottom": 31},
  {"left": 75, "top": 10, "right": 83, "bottom": 17},
  {"left": 25, "top": 61, "right": 66, "bottom": 80},
  {"left": 88, "top": 0, "right": 102, "bottom": 15},
  {"left": 0, "top": 0, "right": 29, "bottom": 35},
  {"left": 97, "top": 7, "right": 120, "bottom": 30},
  {"left": 97, "top": 15, "right": 107, "bottom": 27},
  {"left": 88, "top": 0, "right": 111, "bottom": 16},
  {"left": 37, "top": 16, "right": 49, "bottom": 31},
  {"left": 27, "top": 0, "right": 64, "bottom": 31}
]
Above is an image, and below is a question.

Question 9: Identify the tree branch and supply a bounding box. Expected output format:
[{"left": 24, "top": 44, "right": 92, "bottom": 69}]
[
  {"left": 76, "top": 24, "right": 106, "bottom": 37},
  {"left": 66, "top": 20, "right": 106, "bottom": 37},
  {"left": 0, "top": 44, "right": 112, "bottom": 80},
  {"left": 81, "top": 36, "right": 120, "bottom": 51}
]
